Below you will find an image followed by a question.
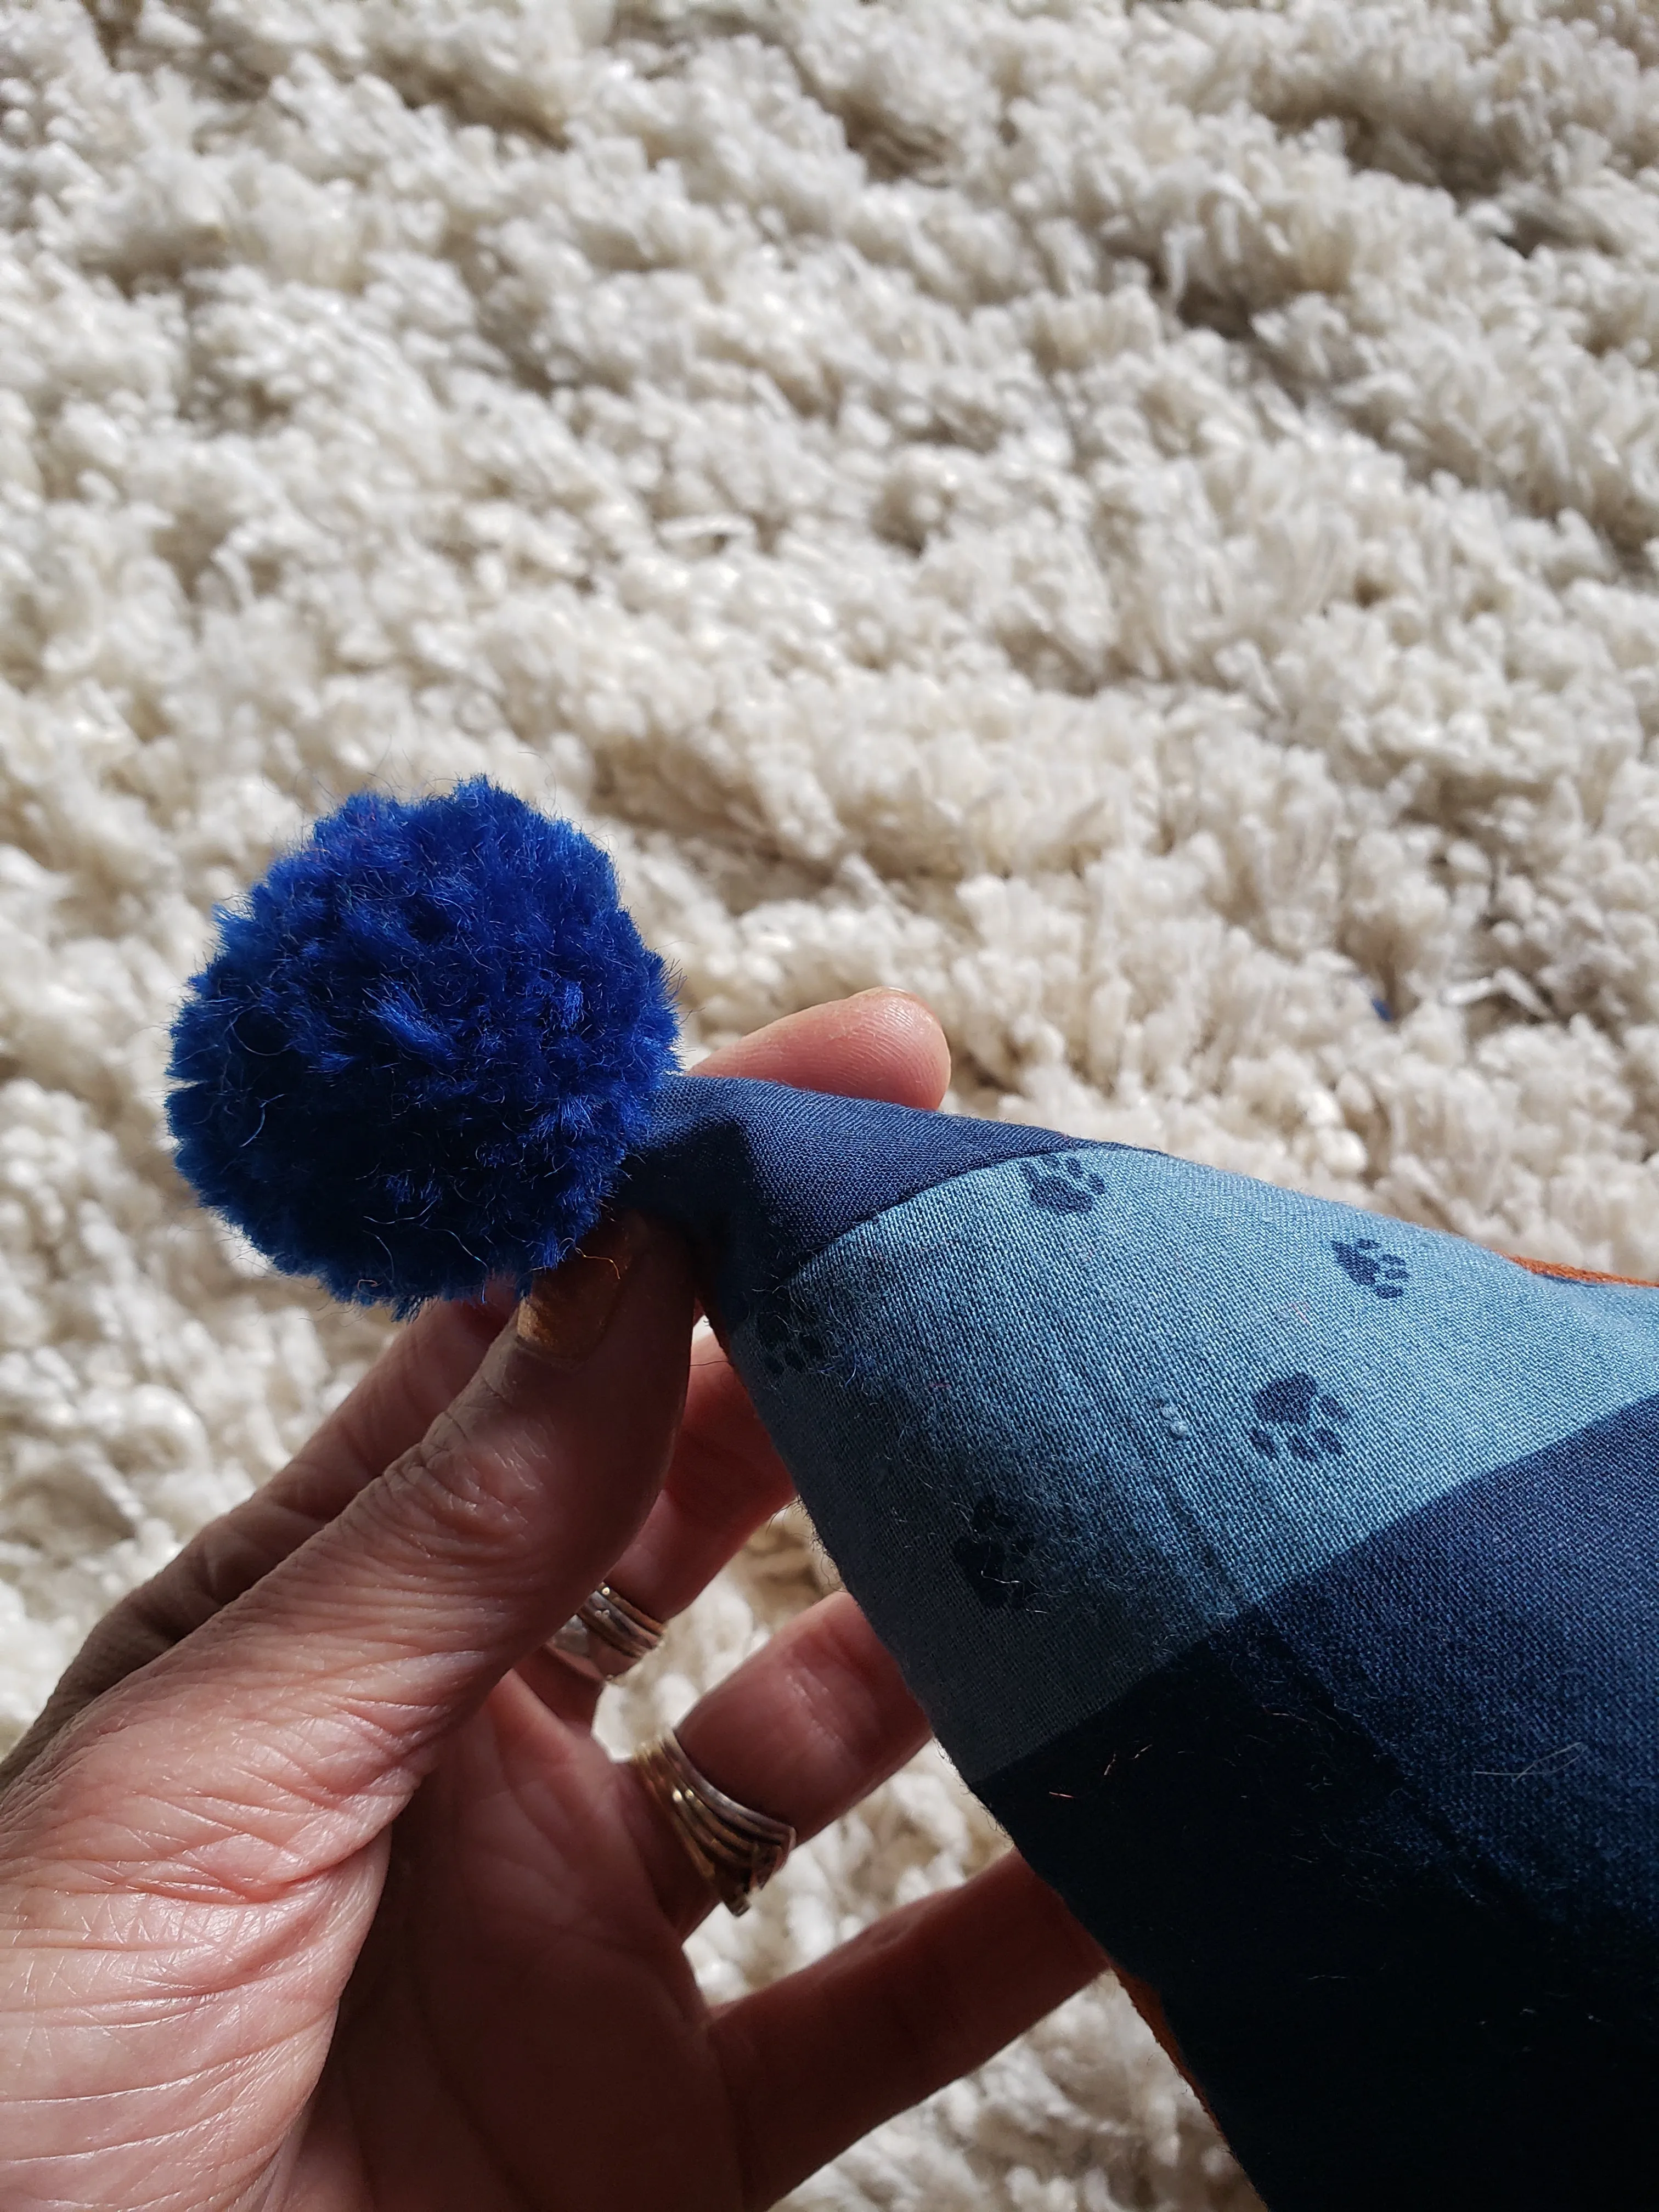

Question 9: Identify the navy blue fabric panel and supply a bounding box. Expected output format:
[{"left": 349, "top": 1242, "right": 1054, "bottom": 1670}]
[
  {"left": 1262, "top": 1386, "right": 1659, "bottom": 2025},
  {"left": 978, "top": 1396, "right": 1659, "bottom": 2211},
  {"left": 618, "top": 1074, "right": 1089, "bottom": 1323}
]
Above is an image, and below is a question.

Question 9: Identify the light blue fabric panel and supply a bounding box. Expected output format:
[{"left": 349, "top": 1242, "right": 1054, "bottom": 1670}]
[{"left": 730, "top": 1142, "right": 1659, "bottom": 1781}]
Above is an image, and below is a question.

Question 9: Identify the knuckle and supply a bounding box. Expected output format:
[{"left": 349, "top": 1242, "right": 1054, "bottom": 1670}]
[
  {"left": 781, "top": 1598, "right": 904, "bottom": 1756},
  {"left": 370, "top": 1401, "right": 543, "bottom": 1565}
]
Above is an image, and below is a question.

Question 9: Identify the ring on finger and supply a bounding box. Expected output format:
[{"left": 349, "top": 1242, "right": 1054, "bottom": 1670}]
[
  {"left": 548, "top": 1583, "right": 666, "bottom": 1685},
  {"left": 632, "top": 1728, "right": 796, "bottom": 1916}
]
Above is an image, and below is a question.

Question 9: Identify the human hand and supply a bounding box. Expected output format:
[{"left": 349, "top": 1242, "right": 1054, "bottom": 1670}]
[{"left": 0, "top": 992, "right": 1104, "bottom": 2212}]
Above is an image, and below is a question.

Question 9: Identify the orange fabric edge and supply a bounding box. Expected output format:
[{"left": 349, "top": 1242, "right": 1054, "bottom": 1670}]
[{"left": 1502, "top": 1252, "right": 1659, "bottom": 1289}]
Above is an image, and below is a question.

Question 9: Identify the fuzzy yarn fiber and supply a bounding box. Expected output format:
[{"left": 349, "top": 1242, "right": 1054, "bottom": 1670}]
[
  {"left": 168, "top": 781, "right": 678, "bottom": 1309},
  {"left": 6, "top": 2, "right": 1659, "bottom": 2205}
]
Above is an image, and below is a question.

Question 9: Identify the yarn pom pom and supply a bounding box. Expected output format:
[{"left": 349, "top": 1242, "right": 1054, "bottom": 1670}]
[{"left": 167, "top": 782, "right": 679, "bottom": 1311}]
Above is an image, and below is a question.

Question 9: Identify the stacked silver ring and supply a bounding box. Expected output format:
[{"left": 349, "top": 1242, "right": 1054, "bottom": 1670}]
[
  {"left": 548, "top": 1583, "right": 666, "bottom": 1685},
  {"left": 633, "top": 1729, "right": 796, "bottom": 1916},
  {"left": 548, "top": 1593, "right": 795, "bottom": 1914}
]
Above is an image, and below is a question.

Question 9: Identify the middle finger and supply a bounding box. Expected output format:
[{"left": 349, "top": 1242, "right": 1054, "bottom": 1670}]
[{"left": 516, "top": 1331, "right": 796, "bottom": 1720}]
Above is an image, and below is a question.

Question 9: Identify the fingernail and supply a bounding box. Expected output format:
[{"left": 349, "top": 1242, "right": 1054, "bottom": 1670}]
[{"left": 516, "top": 1213, "right": 654, "bottom": 1368}]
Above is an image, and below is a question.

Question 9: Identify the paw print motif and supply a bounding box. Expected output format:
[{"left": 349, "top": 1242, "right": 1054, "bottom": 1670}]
[
  {"left": 1331, "top": 1237, "right": 1409, "bottom": 1299},
  {"left": 952, "top": 1495, "right": 1037, "bottom": 1610},
  {"left": 1020, "top": 1154, "right": 1107, "bottom": 1216},
  {"left": 753, "top": 1297, "right": 827, "bottom": 1380},
  {"left": 1249, "top": 1373, "right": 1350, "bottom": 1462}
]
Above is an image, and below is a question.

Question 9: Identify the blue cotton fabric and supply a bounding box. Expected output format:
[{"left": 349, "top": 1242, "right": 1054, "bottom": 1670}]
[
  {"left": 618, "top": 1074, "right": 1083, "bottom": 1330},
  {"left": 727, "top": 1139, "right": 1659, "bottom": 1778},
  {"left": 984, "top": 1403, "right": 1659, "bottom": 2208},
  {"left": 624, "top": 1074, "right": 1659, "bottom": 2210}
]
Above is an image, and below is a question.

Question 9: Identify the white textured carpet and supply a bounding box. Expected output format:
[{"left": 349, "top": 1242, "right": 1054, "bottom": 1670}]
[{"left": 4, "top": 0, "right": 1659, "bottom": 2201}]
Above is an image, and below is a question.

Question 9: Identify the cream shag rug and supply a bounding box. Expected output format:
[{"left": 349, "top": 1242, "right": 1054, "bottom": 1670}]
[{"left": 5, "top": 0, "right": 1659, "bottom": 2202}]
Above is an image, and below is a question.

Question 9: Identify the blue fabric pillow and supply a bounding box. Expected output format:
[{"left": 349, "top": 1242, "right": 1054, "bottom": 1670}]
[{"left": 624, "top": 1074, "right": 1659, "bottom": 2211}]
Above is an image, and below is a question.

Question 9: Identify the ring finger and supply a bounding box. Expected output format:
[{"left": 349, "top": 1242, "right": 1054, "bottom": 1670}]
[{"left": 617, "top": 1589, "right": 932, "bottom": 1937}]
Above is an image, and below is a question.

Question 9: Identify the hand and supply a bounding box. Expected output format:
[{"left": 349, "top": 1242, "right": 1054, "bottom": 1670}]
[{"left": 0, "top": 992, "right": 1104, "bottom": 2212}]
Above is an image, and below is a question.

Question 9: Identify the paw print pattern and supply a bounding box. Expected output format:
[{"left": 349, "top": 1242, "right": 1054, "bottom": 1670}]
[
  {"left": 1331, "top": 1237, "right": 1410, "bottom": 1299},
  {"left": 1249, "top": 1373, "right": 1351, "bottom": 1462},
  {"left": 1020, "top": 1154, "right": 1107, "bottom": 1215},
  {"left": 753, "top": 1297, "right": 827, "bottom": 1380},
  {"left": 952, "top": 1495, "right": 1037, "bottom": 1609}
]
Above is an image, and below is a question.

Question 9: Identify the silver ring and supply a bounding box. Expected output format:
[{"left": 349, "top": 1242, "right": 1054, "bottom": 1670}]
[
  {"left": 631, "top": 1729, "right": 795, "bottom": 1916},
  {"left": 547, "top": 1583, "right": 666, "bottom": 1685}
]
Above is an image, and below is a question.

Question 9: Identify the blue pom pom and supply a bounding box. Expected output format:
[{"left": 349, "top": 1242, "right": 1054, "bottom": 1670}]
[{"left": 167, "top": 782, "right": 679, "bottom": 1311}]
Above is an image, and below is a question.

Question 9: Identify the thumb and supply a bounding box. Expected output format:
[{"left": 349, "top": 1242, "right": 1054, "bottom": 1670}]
[{"left": 20, "top": 1215, "right": 693, "bottom": 1887}]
